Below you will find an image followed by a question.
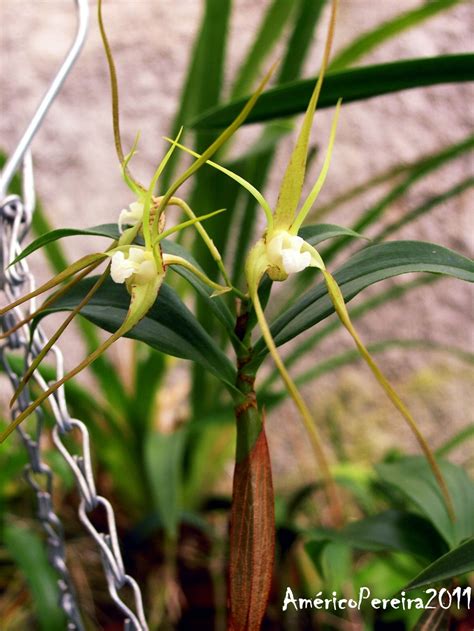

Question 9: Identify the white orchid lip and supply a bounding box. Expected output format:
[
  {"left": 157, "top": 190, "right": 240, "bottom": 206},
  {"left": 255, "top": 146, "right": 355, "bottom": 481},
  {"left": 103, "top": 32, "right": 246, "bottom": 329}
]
[
  {"left": 118, "top": 201, "right": 144, "bottom": 233},
  {"left": 110, "top": 246, "right": 157, "bottom": 285},
  {"left": 266, "top": 231, "right": 313, "bottom": 275}
]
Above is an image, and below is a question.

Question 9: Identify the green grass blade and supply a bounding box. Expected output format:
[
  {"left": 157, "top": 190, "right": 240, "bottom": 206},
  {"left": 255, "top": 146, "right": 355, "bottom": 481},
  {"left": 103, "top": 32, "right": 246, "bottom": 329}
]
[
  {"left": 161, "top": 0, "right": 231, "bottom": 189},
  {"left": 131, "top": 348, "right": 165, "bottom": 435},
  {"left": 372, "top": 177, "right": 474, "bottom": 243},
  {"left": 230, "top": 0, "right": 296, "bottom": 99},
  {"left": 4, "top": 523, "right": 66, "bottom": 630},
  {"left": 253, "top": 240, "right": 474, "bottom": 357},
  {"left": 406, "top": 538, "right": 474, "bottom": 590},
  {"left": 278, "top": 0, "right": 327, "bottom": 83},
  {"left": 144, "top": 428, "right": 187, "bottom": 537},
  {"left": 435, "top": 424, "right": 474, "bottom": 459},
  {"left": 192, "top": 54, "right": 474, "bottom": 129},
  {"left": 320, "top": 135, "right": 474, "bottom": 264},
  {"left": 263, "top": 275, "right": 438, "bottom": 390},
  {"left": 329, "top": 0, "right": 463, "bottom": 72},
  {"left": 263, "top": 339, "right": 474, "bottom": 403}
]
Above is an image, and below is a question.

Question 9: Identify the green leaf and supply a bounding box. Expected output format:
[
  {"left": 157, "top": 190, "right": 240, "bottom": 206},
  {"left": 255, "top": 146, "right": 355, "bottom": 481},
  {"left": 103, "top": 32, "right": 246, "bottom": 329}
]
[
  {"left": 262, "top": 339, "right": 474, "bottom": 404},
  {"left": 406, "top": 538, "right": 474, "bottom": 590},
  {"left": 271, "top": 277, "right": 438, "bottom": 389},
  {"left": 161, "top": 0, "right": 231, "bottom": 189},
  {"left": 299, "top": 223, "right": 367, "bottom": 245},
  {"left": 372, "top": 177, "right": 474, "bottom": 244},
  {"left": 376, "top": 457, "right": 474, "bottom": 548},
  {"left": 3, "top": 523, "right": 66, "bottom": 630},
  {"left": 277, "top": 0, "right": 326, "bottom": 84},
  {"left": 15, "top": 222, "right": 235, "bottom": 331},
  {"left": 192, "top": 54, "right": 474, "bottom": 129},
  {"left": 305, "top": 540, "right": 352, "bottom": 593},
  {"left": 0, "top": 153, "right": 129, "bottom": 416},
  {"left": 436, "top": 424, "right": 474, "bottom": 459},
  {"left": 254, "top": 240, "right": 474, "bottom": 357},
  {"left": 320, "top": 136, "right": 474, "bottom": 265},
  {"left": 306, "top": 510, "right": 447, "bottom": 563},
  {"left": 230, "top": 0, "right": 296, "bottom": 99},
  {"left": 12, "top": 224, "right": 118, "bottom": 265},
  {"left": 144, "top": 429, "right": 187, "bottom": 537},
  {"left": 329, "top": 0, "right": 463, "bottom": 72},
  {"left": 34, "top": 275, "right": 237, "bottom": 392}
]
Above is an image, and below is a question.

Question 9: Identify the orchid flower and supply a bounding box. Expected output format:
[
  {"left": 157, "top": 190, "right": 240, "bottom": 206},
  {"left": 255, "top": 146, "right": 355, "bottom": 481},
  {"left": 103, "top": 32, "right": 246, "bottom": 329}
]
[
  {"left": 167, "top": 0, "right": 454, "bottom": 518},
  {"left": 0, "top": 1, "right": 278, "bottom": 443}
]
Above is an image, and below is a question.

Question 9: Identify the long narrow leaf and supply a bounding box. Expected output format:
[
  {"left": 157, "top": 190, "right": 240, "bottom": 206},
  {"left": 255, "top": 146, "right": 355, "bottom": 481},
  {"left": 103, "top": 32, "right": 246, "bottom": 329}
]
[
  {"left": 376, "top": 457, "right": 474, "bottom": 548},
  {"left": 4, "top": 523, "right": 66, "bottom": 631},
  {"left": 161, "top": 0, "right": 231, "bottom": 189},
  {"left": 253, "top": 240, "right": 474, "bottom": 357},
  {"left": 372, "top": 177, "right": 474, "bottom": 243},
  {"left": 261, "top": 339, "right": 474, "bottom": 404},
  {"left": 320, "top": 135, "right": 474, "bottom": 262},
  {"left": 33, "top": 275, "right": 238, "bottom": 392},
  {"left": 329, "top": 0, "right": 463, "bottom": 72},
  {"left": 406, "top": 538, "right": 474, "bottom": 590},
  {"left": 230, "top": 0, "right": 295, "bottom": 99},
  {"left": 192, "top": 54, "right": 474, "bottom": 129}
]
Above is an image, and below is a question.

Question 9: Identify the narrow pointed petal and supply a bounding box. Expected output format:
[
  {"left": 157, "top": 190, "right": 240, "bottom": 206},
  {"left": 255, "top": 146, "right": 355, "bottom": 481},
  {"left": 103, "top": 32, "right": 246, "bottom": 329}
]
[
  {"left": 163, "top": 254, "right": 232, "bottom": 296},
  {"left": 157, "top": 196, "right": 232, "bottom": 288},
  {"left": 245, "top": 245, "right": 342, "bottom": 525},
  {"left": 0, "top": 259, "right": 101, "bottom": 340},
  {"left": 162, "top": 138, "right": 274, "bottom": 227},
  {"left": 154, "top": 60, "right": 278, "bottom": 219},
  {"left": 10, "top": 268, "right": 111, "bottom": 407},
  {"left": 292, "top": 98, "right": 342, "bottom": 233},
  {"left": 0, "top": 275, "right": 163, "bottom": 443},
  {"left": 98, "top": 0, "right": 145, "bottom": 193},
  {"left": 154, "top": 208, "right": 226, "bottom": 244},
  {"left": 302, "top": 241, "right": 326, "bottom": 271},
  {"left": 0, "top": 253, "right": 107, "bottom": 317},
  {"left": 273, "top": 0, "right": 339, "bottom": 230},
  {"left": 322, "top": 269, "right": 455, "bottom": 521}
]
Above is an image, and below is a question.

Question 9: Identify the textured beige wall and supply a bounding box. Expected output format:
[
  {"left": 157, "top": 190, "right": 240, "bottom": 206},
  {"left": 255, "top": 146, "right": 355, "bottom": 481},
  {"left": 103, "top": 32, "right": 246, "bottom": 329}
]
[{"left": 1, "top": 1, "right": 473, "bottom": 471}]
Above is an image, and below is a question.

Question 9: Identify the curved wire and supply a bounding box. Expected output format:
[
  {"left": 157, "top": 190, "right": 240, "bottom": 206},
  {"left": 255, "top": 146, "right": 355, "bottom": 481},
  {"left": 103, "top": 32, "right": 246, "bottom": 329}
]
[{"left": 0, "top": 0, "right": 89, "bottom": 199}]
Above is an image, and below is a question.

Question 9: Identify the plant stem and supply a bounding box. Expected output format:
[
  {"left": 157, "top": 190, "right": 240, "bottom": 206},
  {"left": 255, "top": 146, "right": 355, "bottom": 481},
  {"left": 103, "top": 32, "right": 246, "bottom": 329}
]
[{"left": 228, "top": 298, "right": 274, "bottom": 630}]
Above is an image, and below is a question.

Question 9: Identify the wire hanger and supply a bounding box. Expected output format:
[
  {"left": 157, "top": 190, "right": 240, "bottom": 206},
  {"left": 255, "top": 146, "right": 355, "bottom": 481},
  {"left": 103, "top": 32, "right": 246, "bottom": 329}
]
[{"left": 0, "top": 0, "right": 89, "bottom": 200}]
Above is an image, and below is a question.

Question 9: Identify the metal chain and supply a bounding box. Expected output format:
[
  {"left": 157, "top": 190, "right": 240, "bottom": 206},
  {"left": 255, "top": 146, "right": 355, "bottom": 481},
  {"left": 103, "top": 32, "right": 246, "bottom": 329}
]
[{"left": 0, "top": 183, "right": 148, "bottom": 630}]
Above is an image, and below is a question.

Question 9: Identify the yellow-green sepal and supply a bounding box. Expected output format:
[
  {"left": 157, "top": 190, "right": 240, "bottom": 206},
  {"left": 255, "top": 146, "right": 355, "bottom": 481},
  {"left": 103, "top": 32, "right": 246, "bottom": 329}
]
[
  {"left": 302, "top": 241, "right": 326, "bottom": 271},
  {"left": 163, "top": 253, "right": 231, "bottom": 297},
  {"left": 273, "top": 0, "right": 339, "bottom": 231},
  {"left": 245, "top": 240, "right": 270, "bottom": 299},
  {"left": 322, "top": 268, "right": 455, "bottom": 521}
]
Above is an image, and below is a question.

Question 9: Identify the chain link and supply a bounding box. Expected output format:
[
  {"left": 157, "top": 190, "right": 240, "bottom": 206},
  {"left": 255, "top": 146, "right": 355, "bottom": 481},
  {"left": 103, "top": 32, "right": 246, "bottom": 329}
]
[{"left": 1, "top": 192, "right": 148, "bottom": 630}]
